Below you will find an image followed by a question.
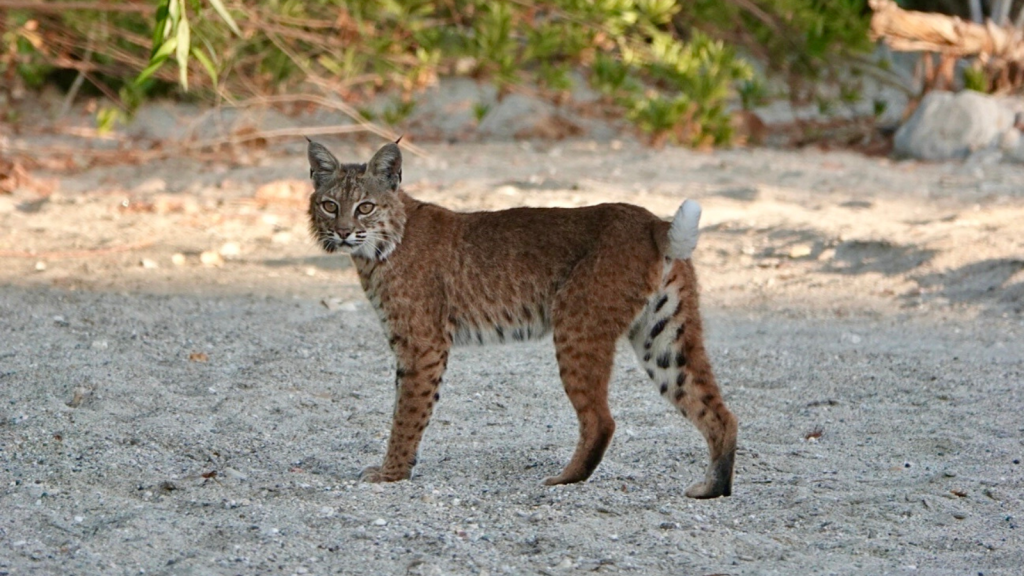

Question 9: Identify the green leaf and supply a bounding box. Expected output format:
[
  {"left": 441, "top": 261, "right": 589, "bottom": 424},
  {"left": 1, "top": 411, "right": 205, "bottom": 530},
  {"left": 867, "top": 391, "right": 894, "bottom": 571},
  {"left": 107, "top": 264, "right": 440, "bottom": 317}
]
[
  {"left": 168, "top": 0, "right": 180, "bottom": 26},
  {"left": 208, "top": 0, "right": 242, "bottom": 37},
  {"left": 96, "top": 106, "right": 122, "bottom": 135},
  {"left": 176, "top": 14, "right": 191, "bottom": 90},
  {"left": 134, "top": 53, "right": 170, "bottom": 86},
  {"left": 151, "top": 0, "right": 171, "bottom": 54},
  {"left": 190, "top": 45, "right": 218, "bottom": 87},
  {"left": 152, "top": 36, "right": 178, "bottom": 60}
]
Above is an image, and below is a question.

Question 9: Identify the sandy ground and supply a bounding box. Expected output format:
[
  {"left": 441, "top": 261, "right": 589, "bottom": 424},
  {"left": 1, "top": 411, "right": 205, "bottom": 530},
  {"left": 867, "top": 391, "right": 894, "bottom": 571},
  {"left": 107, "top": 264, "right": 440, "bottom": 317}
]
[{"left": 1, "top": 137, "right": 1023, "bottom": 575}]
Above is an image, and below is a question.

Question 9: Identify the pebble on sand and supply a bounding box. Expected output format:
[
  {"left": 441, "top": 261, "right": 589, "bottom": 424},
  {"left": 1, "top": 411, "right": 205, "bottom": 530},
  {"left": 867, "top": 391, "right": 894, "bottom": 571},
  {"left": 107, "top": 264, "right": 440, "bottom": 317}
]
[{"left": 200, "top": 250, "right": 224, "bottom": 267}]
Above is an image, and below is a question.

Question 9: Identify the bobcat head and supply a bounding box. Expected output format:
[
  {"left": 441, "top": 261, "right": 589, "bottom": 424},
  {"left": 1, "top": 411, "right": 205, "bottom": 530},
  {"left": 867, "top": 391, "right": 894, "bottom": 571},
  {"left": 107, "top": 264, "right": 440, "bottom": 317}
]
[{"left": 307, "top": 140, "right": 406, "bottom": 260}]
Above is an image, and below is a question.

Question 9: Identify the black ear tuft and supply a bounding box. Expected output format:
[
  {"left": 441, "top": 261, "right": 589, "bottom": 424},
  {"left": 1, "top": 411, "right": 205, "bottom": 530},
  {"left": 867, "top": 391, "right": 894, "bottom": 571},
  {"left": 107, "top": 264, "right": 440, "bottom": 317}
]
[
  {"left": 307, "top": 140, "right": 340, "bottom": 188},
  {"left": 366, "top": 142, "right": 402, "bottom": 191}
]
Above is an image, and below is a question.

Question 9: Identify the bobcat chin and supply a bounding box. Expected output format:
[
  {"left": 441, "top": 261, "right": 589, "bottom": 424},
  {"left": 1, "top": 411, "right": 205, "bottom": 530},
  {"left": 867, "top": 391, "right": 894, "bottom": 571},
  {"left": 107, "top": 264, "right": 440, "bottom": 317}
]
[{"left": 307, "top": 140, "right": 737, "bottom": 498}]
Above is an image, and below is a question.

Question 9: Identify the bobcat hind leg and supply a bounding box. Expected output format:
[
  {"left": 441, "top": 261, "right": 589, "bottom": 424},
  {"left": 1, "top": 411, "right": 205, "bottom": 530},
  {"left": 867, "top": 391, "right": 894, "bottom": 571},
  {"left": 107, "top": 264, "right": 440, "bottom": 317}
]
[{"left": 631, "top": 259, "right": 737, "bottom": 498}]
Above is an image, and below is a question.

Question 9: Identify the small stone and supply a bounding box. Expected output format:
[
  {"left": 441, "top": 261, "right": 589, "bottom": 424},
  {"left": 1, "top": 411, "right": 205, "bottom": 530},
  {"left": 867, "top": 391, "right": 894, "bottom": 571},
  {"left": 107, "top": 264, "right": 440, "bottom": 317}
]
[
  {"left": 67, "top": 387, "right": 91, "bottom": 408},
  {"left": 90, "top": 340, "right": 108, "bottom": 350},
  {"left": 223, "top": 467, "right": 247, "bottom": 481},
  {"left": 788, "top": 244, "right": 813, "bottom": 258},
  {"left": 952, "top": 512, "right": 967, "bottom": 520},
  {"left": 34, "top": 261, "right": 47, "bottom": 272},
  {"left": 271, "top": 231, "right": 293, "bottom": 245},
  {"left": 140, "top": 258, "right": 158, "bottom": 269},
  {"left": 373, "top": 518, "right": 387, "bottom": 526},
  {"left": 321, "top": 297, "right": 360, "bottom": 312},
  {"left": 171, "top": 253, "right": 187, "bottom": 266},
  {"left": 200, "top": 250, "right": 224, "bottom": 267},
  {"left": 219, "top": 242, "right": 241, "bottom": 258},
  {"left": 134, "top": 177, "right": 167, "bottom": 194}
]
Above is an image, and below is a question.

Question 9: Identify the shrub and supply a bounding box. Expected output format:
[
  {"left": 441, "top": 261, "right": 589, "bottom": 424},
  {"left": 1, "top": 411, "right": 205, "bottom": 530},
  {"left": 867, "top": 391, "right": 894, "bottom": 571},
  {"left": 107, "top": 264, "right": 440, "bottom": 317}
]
[{"left": 0, "top": 1, "right": 873, "bottom": 145}]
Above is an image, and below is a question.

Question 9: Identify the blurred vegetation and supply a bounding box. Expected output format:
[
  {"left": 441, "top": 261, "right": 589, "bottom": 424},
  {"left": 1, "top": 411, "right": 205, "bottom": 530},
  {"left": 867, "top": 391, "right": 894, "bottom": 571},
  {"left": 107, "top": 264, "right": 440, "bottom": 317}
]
[{"left": 0, "top": 0, "right": 875, "bottom": 145}]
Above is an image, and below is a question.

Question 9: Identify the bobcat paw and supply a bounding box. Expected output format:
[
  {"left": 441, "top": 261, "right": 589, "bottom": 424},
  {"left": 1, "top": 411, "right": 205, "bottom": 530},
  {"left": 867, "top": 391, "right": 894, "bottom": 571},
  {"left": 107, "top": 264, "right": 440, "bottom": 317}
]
[
  {"left": 685, "top": 451, "right": 735, "bottom": 499},
  {"left": 359, "top": 465, "right": 410, "bottom": 483},
  {"left": 684, "top": 480, "right": 731, "bottom": 499},
  {"left": 359, "top": 466, "right": 385, "bottom": 483}
]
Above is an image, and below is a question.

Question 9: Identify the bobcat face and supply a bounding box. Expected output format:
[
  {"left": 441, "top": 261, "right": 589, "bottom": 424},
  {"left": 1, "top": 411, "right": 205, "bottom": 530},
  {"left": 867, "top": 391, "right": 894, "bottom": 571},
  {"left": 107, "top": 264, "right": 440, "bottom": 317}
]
[{"left": 307, "top": 140, "right": 406, "bottom": 260}]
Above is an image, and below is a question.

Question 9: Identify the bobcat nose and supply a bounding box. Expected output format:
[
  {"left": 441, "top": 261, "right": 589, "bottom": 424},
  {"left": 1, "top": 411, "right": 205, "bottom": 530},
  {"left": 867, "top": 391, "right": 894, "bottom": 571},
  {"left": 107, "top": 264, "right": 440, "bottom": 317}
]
[{"left": 335, "top": 227, "right": 352, "bottom": 239}]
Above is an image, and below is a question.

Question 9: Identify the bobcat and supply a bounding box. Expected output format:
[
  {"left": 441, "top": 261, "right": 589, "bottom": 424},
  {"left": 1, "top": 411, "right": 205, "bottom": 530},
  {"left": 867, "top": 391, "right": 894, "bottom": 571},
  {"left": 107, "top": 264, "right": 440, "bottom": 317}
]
[{"left": 306, "top": 140, "right": 737, "bottom": 498}]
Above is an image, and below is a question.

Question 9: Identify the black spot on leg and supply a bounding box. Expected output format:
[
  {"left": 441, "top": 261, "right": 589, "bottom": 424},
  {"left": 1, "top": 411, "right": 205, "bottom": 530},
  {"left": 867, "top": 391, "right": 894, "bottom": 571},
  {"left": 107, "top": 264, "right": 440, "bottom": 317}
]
[
  {"left": 675, "top": 352, "right": 687, "bottom": 367},
  {"left": 643, "top": 352, "right": 651, "bottom": 363},
  {"left": 644, "top": 339, "right": 652, "bottom": 350},
  {"left": 676, "top": 372, "right": 687, "bottom": 387},
  {"left": 434, "top": 392, "right": 440, "bottom": 401},
  {"left": 646, "top": 368, "right": 654, "bottom": 379},
  {"left": 495, "top": 326, "right": 504, "bottom": 341},
  {"left": 659, "top": 382, "right": 668, "bottom": 395},
  {"left": 675, "top": 389, "right": 685, "bottom": 402},
  {"left": 396, "top": 367, "right": 408, "bottom": 378},
  {"left": 650, "top": 318, "right": 668, "bottom": 339},
  {"left": 702, "top": 393, "right": 715, "bottom": 405},
  {"left": 521, "top": 304, "right": 533, "bottom": 321},
  {"left": 654, "top": 294, "right": 669, "bottom": 312},
  {"left": 656, "top": 353, "right": 671, "bottom": 369},
  {"left": 674, "top": 324, "right": 686, "bottom": 341}
]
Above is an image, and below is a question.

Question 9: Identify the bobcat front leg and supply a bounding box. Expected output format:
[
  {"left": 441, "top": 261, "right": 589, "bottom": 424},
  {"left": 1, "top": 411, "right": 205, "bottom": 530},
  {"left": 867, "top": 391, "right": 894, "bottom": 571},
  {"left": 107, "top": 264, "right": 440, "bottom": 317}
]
[{"left": 360, "top": 337, "right": 449, "bottom": 483}]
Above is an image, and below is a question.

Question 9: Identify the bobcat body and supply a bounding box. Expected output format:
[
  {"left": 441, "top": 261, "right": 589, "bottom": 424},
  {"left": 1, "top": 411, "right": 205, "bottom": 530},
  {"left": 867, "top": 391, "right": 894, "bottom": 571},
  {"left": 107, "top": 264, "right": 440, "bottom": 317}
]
[{"left": 307, "top": 141, "right": 737, "bottom": 498}]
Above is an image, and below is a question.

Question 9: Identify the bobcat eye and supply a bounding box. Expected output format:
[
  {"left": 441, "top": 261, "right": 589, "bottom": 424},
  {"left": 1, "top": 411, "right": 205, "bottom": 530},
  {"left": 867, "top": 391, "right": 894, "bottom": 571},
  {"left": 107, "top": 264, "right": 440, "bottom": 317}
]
[
  {"left": 356, "top": 202, "right": 375, "bottom": 216},
  {"left": 321, "top": 200, "right": 338, "bottom": 215}
]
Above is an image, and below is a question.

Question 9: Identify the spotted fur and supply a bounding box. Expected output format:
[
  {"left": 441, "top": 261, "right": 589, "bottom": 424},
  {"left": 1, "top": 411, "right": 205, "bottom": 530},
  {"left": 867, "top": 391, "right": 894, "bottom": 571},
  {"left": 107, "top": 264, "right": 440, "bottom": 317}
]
[{"left": 307, "top": 141, "right": 738, "bottom": 498}]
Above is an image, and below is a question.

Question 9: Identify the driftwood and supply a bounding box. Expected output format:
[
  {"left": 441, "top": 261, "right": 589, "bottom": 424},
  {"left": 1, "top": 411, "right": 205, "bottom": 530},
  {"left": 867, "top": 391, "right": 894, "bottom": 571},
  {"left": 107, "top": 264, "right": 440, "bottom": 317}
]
[{"left": 869, "top": 0, "right": 1024, "bottom": 92}]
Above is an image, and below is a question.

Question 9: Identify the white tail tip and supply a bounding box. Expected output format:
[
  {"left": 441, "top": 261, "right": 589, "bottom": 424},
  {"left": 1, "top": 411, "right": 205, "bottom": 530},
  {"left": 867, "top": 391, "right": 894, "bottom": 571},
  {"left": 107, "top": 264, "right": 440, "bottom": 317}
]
[{"left": 668, "top": 199, "right": 701, "bottom": 260}]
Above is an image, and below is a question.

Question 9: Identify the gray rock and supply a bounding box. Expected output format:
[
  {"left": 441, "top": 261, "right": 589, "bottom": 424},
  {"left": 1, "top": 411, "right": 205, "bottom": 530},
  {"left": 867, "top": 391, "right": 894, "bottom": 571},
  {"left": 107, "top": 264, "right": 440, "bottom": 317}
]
[{"left": 894, "top": 90, "right": 1016, "bottom": 160}]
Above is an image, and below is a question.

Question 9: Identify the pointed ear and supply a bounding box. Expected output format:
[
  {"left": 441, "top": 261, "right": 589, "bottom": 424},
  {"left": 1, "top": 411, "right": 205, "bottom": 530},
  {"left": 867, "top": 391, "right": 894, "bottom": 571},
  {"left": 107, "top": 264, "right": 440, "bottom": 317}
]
[
  {"left": 307, "top": 139, "right": 340, "bottom": 188},
  {"left": 366, "top": 142, "right": 402, "bottom": 191}
]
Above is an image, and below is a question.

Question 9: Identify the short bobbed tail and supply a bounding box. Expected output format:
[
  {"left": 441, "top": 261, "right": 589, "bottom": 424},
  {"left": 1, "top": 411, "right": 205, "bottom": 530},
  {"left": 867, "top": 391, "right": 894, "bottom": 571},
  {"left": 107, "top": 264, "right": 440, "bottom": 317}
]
[{"left": 668, "top": 199, "right": 701, "bottom": 260}]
